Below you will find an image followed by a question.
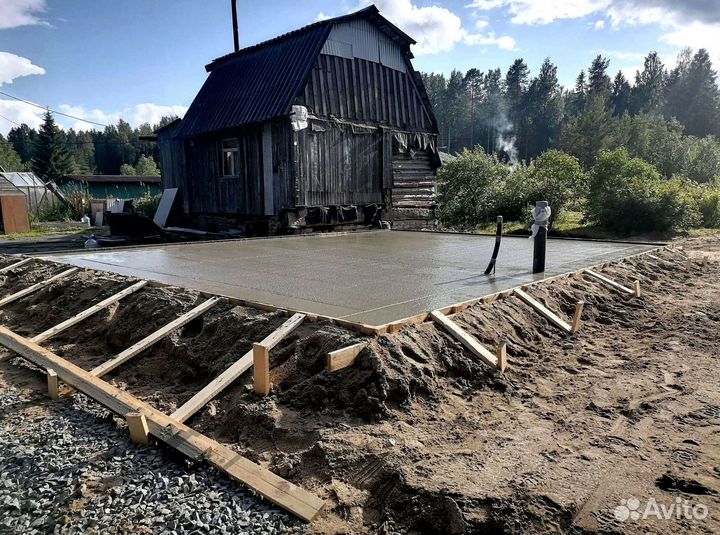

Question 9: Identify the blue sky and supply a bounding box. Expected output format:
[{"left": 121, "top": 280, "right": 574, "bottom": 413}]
[{"left": 1, "top": 0, "right": 719, "bottom": 135}]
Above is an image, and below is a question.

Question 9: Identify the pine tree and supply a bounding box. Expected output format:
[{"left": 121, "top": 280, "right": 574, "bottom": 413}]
[
  {"left": 0, "top": 134, "right": 26, "bottom": 172},
  {"left": 7, "top": 124, "right": 38, "bottom": 164},
  {"left": 525, "top": 58, "right": 562, "bottom": 157},
  {"left": 611, "top": 71, "right": 631, "bottom": 116},
  {"left": 682, "top": 49, "right": 720, "bottom": 137},
  {"left": 587, "top": 55, "right": 612, "bottom": 99},
  {"left": 566, "top": 70, "right": 587, "bottom": 117},
  {"left": 32, "top": 111, "right": 74, "bottom": 183},
  {"left": 505, "top": 59, "right": 529, "bottom": 159},
  {"left": 631, "top": 52, "right": 666, "bottom": 116}
]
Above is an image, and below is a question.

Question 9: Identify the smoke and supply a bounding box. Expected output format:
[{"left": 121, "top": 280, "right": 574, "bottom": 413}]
[{"left": 494, "top": 113, "right": 519, "bottom": 163}]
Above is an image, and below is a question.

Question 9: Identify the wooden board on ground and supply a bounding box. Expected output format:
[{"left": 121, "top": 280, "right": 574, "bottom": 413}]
[
  {"left": 429, "top": 310, "right": 499, "bottom": 369},
  {"left": 32, "top": 281, "right": 148, "bottom": 343},
  {"left": 0, "top": 257, "right": 33, "bottom": 274},
  {"left": 91, "top": 297, "right": 221, "bottom": 377},
  {"left": 0, "top": 267, "right": 79, "bottom": 308},
  {"left": 513, "top": 289, "right": 572, "bottom": 334},
  {"left": 170, "top": 312, "right": 306, "bottom": 423},
  {"left": 0, "top": 326, "right": 325, "bottom": 522},
  {"left": 584, "top": 269, "right": 635, "bottom": 296},
  {"left": 326, "top": 341, "right": 369, "bottom": 372}
]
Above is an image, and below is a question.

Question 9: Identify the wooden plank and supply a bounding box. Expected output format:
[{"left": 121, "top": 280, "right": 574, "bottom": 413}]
[
  {"left": 46, "top": 368, "right": 58, "bottom": 400},
  {"left": 1, "top": 196, "right": 31, "bottom": 234},
  {"left": 253, "top": 343, "right": 271, "bottom": 396},
  {"left": 633, "top": 280, "right": 642, "bottom": 298},
  {"left": 584, "top": 269, "right": 635, "bottom": 296},
  {"left": 91, "top": 297, "right": 221, "bottom": 377},
  {"left": 126, "top": 412, "right": 149, "bottom": 444},
  {"left": 571, "top": 301, "right": 585, "bottom": 334},
  {"left": 32, "top": 281, "right": 148, "bottom": 344},
  {"left": 171, "top": 313, "right": 306, "bottom": 423},
  {"left": 0, "top": 257, "right": 33, "bottom": 274},
  {"left": 0, "top": 326, "right": 325, "bottom": 522},
  {"left": 0, "top": 267, "right": 79, "bottom": 308},
  {"left": 429, "top": 310, "right": 499, "bottom": 369},
  {"left": 513, "top": 289, "right": 572, "bottom": 334},
  {"left": 326, "top": 341, "right": 368, "bottom": 372}
]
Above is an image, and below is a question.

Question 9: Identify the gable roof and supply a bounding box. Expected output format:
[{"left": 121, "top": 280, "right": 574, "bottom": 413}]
[{"left": 173, "top": 5, "right": 415, "bottom": 138}]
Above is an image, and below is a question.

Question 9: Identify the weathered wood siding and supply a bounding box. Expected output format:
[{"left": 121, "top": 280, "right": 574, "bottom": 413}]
[
  {"left": 296, "top": 122, "right": 383, "bottom": 207},
  {"left": 169, "top": 120, "right": 295, "bottom": 217},
  {"left": 299, "top": 54, "right": 434, "bottom": 131}
]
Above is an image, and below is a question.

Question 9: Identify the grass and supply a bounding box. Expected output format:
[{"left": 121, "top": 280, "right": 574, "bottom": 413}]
[
  {"left": 0, "top": 225, "right": 106, "bottom": 241},
  {"left": 474, "top": 211, "right": 720, "bottom": 242}
]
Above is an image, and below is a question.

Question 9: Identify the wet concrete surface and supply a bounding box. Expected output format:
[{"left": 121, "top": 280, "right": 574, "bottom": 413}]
[{"left": 45, "top": 231, "right": 658, "bottom": 326}]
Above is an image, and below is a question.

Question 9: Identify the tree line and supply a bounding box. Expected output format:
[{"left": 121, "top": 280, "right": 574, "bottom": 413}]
[
  {"left": 422, "top": 48, "right": 720, "bottom": 172},
  {"left": 0, "top": 112, "right": 178, "bottom": 181}
]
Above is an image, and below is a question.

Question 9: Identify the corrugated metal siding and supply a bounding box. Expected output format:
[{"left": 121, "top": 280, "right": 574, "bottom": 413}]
[
  {"left": 297, "top": 122, "right": 383, "bottom": 206},
  {"left": 300, "top": 55, "right": 433, "bottom": 130},
  {"left": 175, "top": 24, "right": 332, "bottom": 138},
  {"left": 322, "top": 19, "right": 406, "bottom": 72}
]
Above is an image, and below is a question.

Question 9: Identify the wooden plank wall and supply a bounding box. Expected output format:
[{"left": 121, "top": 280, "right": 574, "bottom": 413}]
[
  {"left": 297, "top": 123, "right": 383, "bottom": 207},
  {"left": 0, "top": 196, "right": 31, "bottom": 234},
  {"left": 300, "top": 55, "right": 434, "bottom": 131}
]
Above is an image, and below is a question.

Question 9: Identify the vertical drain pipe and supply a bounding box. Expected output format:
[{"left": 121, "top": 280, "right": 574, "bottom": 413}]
[{"left": 532, "top": 201, "right": 550, "bottom": 274}]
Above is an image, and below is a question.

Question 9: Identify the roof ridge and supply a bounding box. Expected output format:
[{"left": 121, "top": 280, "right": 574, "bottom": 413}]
[{"left": 205, "top": 4, "right": 413, "bottom": 72}]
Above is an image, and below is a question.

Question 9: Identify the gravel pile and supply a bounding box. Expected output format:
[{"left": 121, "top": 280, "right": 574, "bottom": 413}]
[{"left": 0, "top": 383, "right": 297, "bottom": 535}]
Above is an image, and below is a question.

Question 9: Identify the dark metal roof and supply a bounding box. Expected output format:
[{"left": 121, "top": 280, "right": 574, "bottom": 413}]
[
  {"left": 173, "top": 5, "right": 415, "bottom": 138},
  {"left": 62, "top": 175, "right": 161, "bottom": 184}
]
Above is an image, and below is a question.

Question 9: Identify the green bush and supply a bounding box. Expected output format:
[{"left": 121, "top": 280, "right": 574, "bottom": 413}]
[
  {"left": 134, "top": 193, "right": 161, "bottom": 218},
  {"left": 586, "top": 149, "right": 700, "bottom": 233},
  {"left": 526, "top": 150, "right": 586, "bottom": 227},
  {"left": 437, "top": 147, "right": 511, "bottom": 227},
  {"left": 697, "top": 184, "right": 720, "bottom": 228},
  {"left": 37, "top": 202, "right": 77, "bottom": 222}
]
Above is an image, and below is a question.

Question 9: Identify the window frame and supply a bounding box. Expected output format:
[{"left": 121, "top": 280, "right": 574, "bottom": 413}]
[{"left": 221, "top": 138, "right": 240, "bottom": 178}]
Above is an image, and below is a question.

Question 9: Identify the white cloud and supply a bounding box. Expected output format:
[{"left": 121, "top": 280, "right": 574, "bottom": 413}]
[
  {"left": 466, "top": 0, "right": 611, "bottom": 25},
  {"left": 0, "top": 51, "right": 45, "bottom": 86},
  {"left": 0, "top": 101, "right": 187, "bottom": 136},
  {"left": 0, "top": 99, "right": 44, "bottom": 135},
  {"left": 467, "top": 0, "right": 720, "bottom": 65},
  {"left": 463, "top": 32, "right": 517, "bottom": 51},
  {"left": 0, "top": 0, "right": 47, "bottom": 30}
]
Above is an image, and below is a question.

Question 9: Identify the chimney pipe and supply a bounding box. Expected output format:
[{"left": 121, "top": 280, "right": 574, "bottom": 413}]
[{"left": 231, "top": 0, "right": 239, "bottom": 53}]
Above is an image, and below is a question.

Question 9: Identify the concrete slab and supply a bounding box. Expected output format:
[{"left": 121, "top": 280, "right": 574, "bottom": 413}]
[{"left": 45, "top": 231, "right": 657, "bottom": 326}]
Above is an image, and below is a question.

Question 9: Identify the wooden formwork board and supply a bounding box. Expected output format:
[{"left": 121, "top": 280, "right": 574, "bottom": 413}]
[{"left": 0, "top": 326, "right": 325, "bottom": 522}]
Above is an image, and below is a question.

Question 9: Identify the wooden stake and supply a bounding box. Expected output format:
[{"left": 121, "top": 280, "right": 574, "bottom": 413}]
[
  {"left": 0, "top": 257, "right": 33, "bottom": 274},
  {"left": 326, "top": 341, "right": 369, "bottom": 372},
  {"left": 253, "top": 343, "right": 271, "bottom": 396},
  {"left": 126, "top": 412, "right": 149, "bottom": 444},
  {"left": 32, "top": 280, "right": 148, "bottom": 344},
  {"left": 513, "top": 289, "right": 573, "bottom": 334},
  {"left": 0, "top": 326, "right": 325, "bottom": 522},
  {"left": 46, "top": 368, "right": 58, "bottom": 400},
  {"left": 570, "top": 301, "right": 585, "bottom": 334},
  {"left": 171, "top": 313, "right": 305, "bottom": 423},
  {"left": 703, "top": 255, "right": 709, "bottom": 267},
  {"left": 496, "top": 342, "right": 507, "bottom": 372},
  {"left": 633, "top": 280, "right": 641, "bottom": 298},
  {"left": 0, "top": 267, "right": 79, "bottom": 308}
]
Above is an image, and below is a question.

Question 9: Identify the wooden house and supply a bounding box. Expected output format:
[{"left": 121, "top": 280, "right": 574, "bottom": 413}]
[{"left": 157, "top": 5, "right": 439, "bottom": 233}]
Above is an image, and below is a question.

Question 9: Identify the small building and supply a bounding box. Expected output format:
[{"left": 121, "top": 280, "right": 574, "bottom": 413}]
[
  {"left": 57, "top": 175, "right": 162, "bottom": 201},
  {"left": 156, "top": 5, "right": 439, "bottom": 232},
  {"left": 0, "top": 174, "right": 31, "bottom": 233},
  {"left": 0, "top": 171, "right": 53, "bottom": 216}
]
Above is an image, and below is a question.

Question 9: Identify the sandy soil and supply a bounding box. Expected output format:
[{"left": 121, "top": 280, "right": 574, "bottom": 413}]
[{"left": 0, "top": 237, "right": 719, "bottom": 534}]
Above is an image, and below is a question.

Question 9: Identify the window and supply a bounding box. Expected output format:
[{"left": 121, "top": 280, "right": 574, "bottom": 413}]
[{"left": 222, "top": 138, "right": 239, "bottom": 177}]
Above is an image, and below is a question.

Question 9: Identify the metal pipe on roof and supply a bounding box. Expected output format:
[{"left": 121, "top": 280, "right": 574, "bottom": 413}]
[{"left": 231, "top": 0, "right": 239, "bottom": 53}]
